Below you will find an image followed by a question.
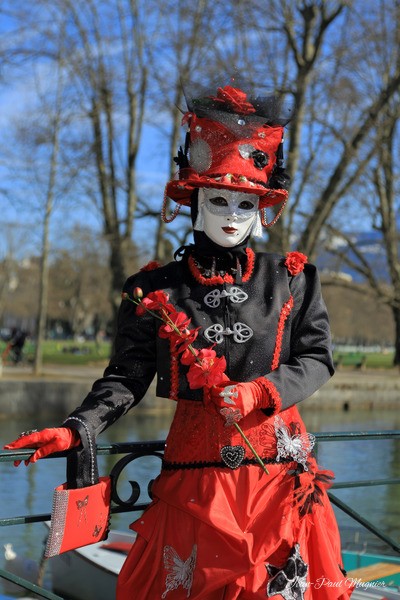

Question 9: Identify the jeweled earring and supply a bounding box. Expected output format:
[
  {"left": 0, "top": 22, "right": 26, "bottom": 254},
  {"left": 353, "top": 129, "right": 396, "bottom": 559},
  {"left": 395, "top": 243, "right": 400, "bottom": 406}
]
[
  {"left": 161, "top": 189, "right": 182, "bottom": 223},
  {"left": 261, "top": 198, "right": 288, "bottom": 228}
]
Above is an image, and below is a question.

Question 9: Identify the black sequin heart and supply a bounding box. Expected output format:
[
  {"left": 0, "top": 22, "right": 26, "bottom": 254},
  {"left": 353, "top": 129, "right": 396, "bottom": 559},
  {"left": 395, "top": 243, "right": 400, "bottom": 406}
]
[{"left": 220, "top": 445, "right": 245, "bottom": 469}]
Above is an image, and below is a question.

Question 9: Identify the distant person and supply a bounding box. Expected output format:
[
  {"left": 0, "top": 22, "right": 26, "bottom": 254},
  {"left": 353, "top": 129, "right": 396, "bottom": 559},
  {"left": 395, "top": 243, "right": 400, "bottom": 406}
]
[{"left": 3, "top": 328, "right": 27, "bottom": 364}]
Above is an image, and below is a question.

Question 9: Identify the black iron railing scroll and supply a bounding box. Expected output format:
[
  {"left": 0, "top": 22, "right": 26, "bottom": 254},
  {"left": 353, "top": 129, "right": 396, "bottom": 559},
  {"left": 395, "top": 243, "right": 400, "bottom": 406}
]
[{"left": 1, "top": 432, "right": 400, "bottom": 599}]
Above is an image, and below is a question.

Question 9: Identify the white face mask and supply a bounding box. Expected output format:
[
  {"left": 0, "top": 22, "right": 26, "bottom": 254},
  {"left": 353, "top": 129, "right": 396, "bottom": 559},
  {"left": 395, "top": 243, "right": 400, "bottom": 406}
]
[{"left": 195, "top": 188, "right": 260, "bottom": 247}]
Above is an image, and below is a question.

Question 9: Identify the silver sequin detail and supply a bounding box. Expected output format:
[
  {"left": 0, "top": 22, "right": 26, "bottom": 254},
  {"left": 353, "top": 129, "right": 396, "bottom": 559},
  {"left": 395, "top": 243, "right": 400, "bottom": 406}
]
[
  {"left": 219, "top": 384, "right": 238, "bottom": 405},
  {"left": 162, "top": 544, "right": 197, "bottom": 598},
  {"left": 189, "top": 138, "right": 212, "bottom": 173},
  {"left": 220, "top": 407, "right": 243, "bottom": 427},
  {"left": 238, "top": 143, "right": 256, "bottom": 159},
  {"left": 274, "top": 416, "right": 315, "bottom": 471},
  {"left": 220, "top": 445, "right": 245, "bottom": 469},
  {"left": 63, "top": 416, "right": 96, "bottom": 484},
  {"left": 266, "top": 544, "right": 308, "bottom": 600},
  {"left": 204, "top": 322, "right": 253, "bottom": 344},
  {"left": 44, "top": 490, "right": 68, "bottom": 557},
  {"left": 204, "top": 287, "right": 249, "bottom": 308},
  {"left": 203, "top": 193, "right": 258, "bottom": 218}
]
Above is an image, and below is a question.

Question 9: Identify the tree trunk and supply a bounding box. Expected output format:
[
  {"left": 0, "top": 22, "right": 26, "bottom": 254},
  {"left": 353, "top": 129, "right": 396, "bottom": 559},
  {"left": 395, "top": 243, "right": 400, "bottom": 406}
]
[
  {"left": 108, "top": 235, "right": 130, "bottom": 345},
  {"left": 155, "top": 94, "right": 185, "bottom": 263},
  {"left": 33, "top": 62, "right": 62, "bottom": 375},
  {"left": 34, "top": 203, "right": 51, "bottom": 375},
  {"left": 392, "top": 305, "right": 400, "bottom": 367}
]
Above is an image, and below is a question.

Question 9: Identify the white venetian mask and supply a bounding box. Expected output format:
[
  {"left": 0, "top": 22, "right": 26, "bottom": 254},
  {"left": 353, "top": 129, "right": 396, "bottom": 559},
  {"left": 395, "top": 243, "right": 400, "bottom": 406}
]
[{"left": 194, "top": 188, "right": 262, "bottom": 247}]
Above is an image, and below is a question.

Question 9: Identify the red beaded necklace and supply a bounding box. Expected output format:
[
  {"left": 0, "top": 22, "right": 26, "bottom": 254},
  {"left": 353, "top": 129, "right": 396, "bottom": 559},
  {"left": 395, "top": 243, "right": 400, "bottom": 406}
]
[{"left": 188, "top": 248, "right": 256, "bottom": 286}]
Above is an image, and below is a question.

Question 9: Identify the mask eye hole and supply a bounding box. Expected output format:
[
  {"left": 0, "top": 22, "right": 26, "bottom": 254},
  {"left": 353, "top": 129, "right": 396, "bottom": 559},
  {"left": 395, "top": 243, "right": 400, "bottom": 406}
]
[
  {"left": 238, "top": 200, "right": 256, "bottom": 210},
  {"left": 208, "top": 196, "right": 228, "bottom": 207}
]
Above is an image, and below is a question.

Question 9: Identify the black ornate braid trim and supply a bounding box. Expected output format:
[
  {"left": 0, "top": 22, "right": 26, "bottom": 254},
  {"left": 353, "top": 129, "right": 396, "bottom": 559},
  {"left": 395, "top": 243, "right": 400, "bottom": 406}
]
[{"left": 162, "top": 456, "right": 294, "bottom": 471}]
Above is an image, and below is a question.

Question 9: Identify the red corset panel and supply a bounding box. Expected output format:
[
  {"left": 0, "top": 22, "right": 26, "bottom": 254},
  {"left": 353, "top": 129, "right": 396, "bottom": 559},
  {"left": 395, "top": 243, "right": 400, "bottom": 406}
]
[{"left": 163, "top": 399, "right": 309, "bottom": 469}]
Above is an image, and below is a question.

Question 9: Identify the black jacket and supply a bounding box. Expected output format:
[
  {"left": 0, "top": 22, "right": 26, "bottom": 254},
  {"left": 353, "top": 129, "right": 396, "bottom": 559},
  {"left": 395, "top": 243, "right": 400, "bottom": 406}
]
[{"left": 64, "top": 252, "right": 334, "bottom": 440}]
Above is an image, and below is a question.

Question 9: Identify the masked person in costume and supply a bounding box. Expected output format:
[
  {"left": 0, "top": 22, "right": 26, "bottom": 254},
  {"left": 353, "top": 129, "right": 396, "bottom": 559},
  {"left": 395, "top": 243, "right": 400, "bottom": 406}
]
[{"left": 5, "top": 84, "right": 353, "bottom": 600}]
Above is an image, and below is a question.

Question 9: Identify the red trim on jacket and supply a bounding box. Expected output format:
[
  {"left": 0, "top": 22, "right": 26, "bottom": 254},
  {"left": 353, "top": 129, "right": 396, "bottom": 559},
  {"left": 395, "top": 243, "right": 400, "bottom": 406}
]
[
  {"left": 169, "top": 345, "right": 179, "bottom": 401},
  {"left": 271, "top": 296, "right": 294, "bottom": 371}
]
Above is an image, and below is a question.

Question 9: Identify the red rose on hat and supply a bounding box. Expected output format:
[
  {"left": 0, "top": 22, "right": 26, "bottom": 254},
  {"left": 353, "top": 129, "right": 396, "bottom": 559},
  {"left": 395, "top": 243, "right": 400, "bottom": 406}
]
[{"left": 213, "top": 85, "right": 256, "bottom": 114}]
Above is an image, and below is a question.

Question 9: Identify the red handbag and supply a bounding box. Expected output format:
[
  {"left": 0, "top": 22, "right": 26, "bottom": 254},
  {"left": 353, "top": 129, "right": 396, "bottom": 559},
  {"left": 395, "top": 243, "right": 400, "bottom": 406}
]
[{"left": 45, "top": 428, "right": 111, "bottom": 558}]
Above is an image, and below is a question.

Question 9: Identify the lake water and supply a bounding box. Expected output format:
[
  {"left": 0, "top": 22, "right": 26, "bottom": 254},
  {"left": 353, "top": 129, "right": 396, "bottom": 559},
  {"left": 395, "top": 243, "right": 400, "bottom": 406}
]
[{"left": 1, "top": 404, "right": 400, "bottom": 597}]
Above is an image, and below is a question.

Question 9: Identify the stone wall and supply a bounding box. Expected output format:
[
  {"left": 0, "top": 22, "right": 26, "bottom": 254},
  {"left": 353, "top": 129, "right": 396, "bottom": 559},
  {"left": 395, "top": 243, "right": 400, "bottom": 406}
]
[
  {"left": 0, "top": 371, "right": 399, "bottom": 419},
  {"left": 0, "top": 379, "right": 173, "bottom": 419}
]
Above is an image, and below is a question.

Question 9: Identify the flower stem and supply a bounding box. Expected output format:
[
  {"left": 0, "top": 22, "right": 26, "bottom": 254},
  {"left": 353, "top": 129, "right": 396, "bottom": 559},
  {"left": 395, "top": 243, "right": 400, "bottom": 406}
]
[{"left": 233, "top": 423, "right": 269, "bottom": 475}]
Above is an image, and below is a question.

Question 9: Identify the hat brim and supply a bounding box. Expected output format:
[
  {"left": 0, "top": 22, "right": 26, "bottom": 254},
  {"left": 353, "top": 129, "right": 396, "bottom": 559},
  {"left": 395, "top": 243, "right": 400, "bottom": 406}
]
[{"left": 165, "top": 177, "right": 288, "bottom": 209}]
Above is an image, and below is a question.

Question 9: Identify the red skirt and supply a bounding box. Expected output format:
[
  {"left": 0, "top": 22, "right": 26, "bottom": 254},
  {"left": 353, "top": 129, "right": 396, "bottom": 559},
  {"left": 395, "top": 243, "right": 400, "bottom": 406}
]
[{"left": 117, "top": 405, "right": 353, "bottom": 600}]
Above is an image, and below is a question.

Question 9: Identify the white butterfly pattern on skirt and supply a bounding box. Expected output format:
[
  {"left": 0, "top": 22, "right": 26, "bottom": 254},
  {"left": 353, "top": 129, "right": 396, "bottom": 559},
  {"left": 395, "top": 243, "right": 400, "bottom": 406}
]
[
  {"left": 274, "top": 416, "right": 315, "bottom": 471},
  {"left": 162, "top": 544, "right": 197, "bottom": 598}
]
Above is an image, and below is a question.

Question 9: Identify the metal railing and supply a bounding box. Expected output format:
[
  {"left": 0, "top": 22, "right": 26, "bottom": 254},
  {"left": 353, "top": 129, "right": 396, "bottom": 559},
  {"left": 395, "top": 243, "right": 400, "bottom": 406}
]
[{"left": 1, "top": 431, "right": 400, "bottom": 599}]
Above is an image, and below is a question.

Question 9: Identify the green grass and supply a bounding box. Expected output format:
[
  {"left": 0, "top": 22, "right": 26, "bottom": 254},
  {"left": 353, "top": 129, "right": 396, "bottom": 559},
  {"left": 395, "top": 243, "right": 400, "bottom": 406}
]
[
  {"left": 333, "top": 351, "right": 395, "bottom": 369},
  {"left": 1, "top": 339, "right": 396, "bottom": 368},
  {"left": 1, "top": 339, "right": 111, "bottom": 365}
]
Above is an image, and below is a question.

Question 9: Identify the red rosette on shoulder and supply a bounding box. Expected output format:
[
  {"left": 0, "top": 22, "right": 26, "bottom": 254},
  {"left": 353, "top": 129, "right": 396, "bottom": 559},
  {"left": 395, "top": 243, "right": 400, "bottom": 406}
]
[{"left": 284, "top": 251, "right": 308, "bottom": 276}]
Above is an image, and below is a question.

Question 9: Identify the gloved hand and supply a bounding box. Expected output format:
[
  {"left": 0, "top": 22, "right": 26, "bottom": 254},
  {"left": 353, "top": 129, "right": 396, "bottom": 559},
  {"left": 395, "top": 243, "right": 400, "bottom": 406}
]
[
  {"left": 206, "top": 377, "right": 280, "bottom": 423},
  {"left": 4, "top": 427, "right": 81, "bottom": 466}
]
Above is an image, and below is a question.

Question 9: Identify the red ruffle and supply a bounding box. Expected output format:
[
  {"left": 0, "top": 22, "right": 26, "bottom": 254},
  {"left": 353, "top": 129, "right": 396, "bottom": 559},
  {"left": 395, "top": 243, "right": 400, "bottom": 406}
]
[
  {"left": 188, "top": 248, "right": 255, "bottom": 286},
  {"left": 118, "top": 455, "right": 351, "bottom": 599},
  {"left": 258, "top": 377, "right": 282, "bottom": 415}
]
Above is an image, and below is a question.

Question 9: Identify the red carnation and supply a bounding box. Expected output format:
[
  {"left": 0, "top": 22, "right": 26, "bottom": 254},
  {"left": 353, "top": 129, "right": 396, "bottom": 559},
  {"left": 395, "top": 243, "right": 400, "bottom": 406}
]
[
  {"left": 159, "top": 312, "right": 195, "bottom": 352},
  {"left": 135, "top": 290, "right": 173, "bottom": 316},
  {"left": 284, "top": 251, "right": 308, "bottom": 276},
  {"left": 187, "top": 348, "right": 227, "bottom": 390},
  {"left": 180, "top": 346, "right": 198, "bottom": 366},
  {"left": 173, "top": 327, "right": 201, "bottom": 355},
  {"left": 159, "top": 311, "right": 191, "bottom": 339}
]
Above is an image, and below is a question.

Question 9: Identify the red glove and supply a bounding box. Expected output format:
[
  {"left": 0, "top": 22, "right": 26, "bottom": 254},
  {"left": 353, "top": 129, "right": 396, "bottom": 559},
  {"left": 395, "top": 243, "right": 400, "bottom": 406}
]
[
  {"left": 4, "top": 428, "right": 81, "bottom": 466},
  {"left": 206, "top": 377, "right": 281, "bottom": 423}
]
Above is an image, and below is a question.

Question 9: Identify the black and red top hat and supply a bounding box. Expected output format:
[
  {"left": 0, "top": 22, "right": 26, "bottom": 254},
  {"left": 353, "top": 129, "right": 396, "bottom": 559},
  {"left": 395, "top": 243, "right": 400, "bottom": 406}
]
[{"left": 165, "top": 84, "right": 293, "bottom": 210}]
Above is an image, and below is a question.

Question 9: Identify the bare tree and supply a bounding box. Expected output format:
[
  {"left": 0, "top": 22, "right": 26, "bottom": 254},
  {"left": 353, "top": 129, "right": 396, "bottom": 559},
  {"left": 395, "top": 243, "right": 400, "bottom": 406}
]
[
  {"left": 33, "top": 51, "right": 64, "bottom": 374},
  {"left": 375, "top": 111, "right": 400, "bottom": 365},
  {"left": 53, "top": 0, "right": 149, "bottom": 325},
  {"left": 0, "top": 34, "right": 70, "bottom": 371},
  {"left": 141, "top": 0, "right": 239, "bottom": 262},
  {"left": 246, "top": 1, "right": 400, "bottom": 259},
  {"left": 323, "top": 104, "right": 400, "bottom": 365},
  {"left": 48, "top": 228, "right": 112, "bottom": 337},
  {"left": 1, "top": 0, "right": 400, "bottom": 356}
]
